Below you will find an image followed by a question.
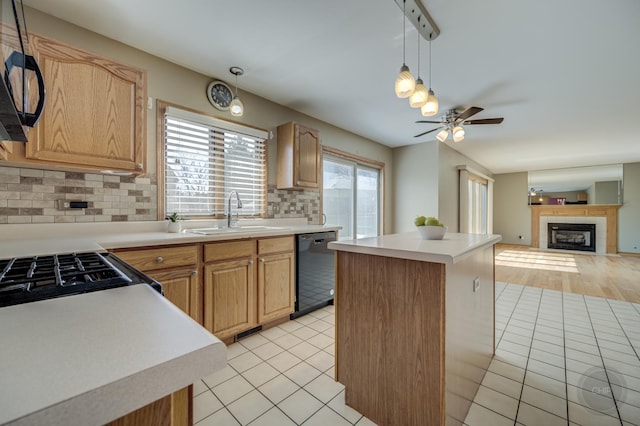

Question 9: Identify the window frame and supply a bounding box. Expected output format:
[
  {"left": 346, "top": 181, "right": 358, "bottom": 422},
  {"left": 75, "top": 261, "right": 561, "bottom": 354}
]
[
  {"left": 321, "top": 146, "right": 385, "bottom": 238},
  {"left": 156, "top": 100, "right": 269, "bottom": 220}
]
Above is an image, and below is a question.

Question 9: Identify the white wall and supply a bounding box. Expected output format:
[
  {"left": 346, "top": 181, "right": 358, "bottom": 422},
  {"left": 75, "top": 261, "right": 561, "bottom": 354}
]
[
  {"left": 619, "top": 162, "right": 640, "bottom": 253},
  {"left": 493, "top": 172, "right": 531, "bottom": 245},
  {"left": 392, "top": 142, "right": 439, "bottom": 233}
]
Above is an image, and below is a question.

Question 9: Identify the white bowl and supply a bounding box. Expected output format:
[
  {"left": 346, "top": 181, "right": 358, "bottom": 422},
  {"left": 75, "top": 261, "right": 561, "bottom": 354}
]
[{"left": 417, "top": 225, "right": 447, "bottom": 240}]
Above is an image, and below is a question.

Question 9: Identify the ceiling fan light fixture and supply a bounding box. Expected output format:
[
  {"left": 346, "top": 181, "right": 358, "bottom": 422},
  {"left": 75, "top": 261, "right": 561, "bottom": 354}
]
[
  {"left": 409, "top": 78, "right": 428, "bottom": 108},
  {"left": 421, "top": 89, "right": 439, "bottom": 116},
  {"left": 452, "top": 125, "right": 465, "bottom": 142},
  {"left": 395, "top": 64, "right": 415, "bottom": 98},
  {"left": 436, "top": 128, "right": 449, "bottom": 142}
]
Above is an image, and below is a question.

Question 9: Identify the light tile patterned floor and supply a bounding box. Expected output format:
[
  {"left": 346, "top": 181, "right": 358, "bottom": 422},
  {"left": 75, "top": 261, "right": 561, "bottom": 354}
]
[{"left": 193, "top": 283, "right": 640, "bottom": 425}]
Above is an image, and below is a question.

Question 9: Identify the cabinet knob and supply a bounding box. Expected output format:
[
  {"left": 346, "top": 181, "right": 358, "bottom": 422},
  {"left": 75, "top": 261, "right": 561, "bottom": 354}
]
[
  {"left": 156, "top": 256, "right": 164, "bottom": 263},
  {"left": 191, "top": 270, "right": 197, "bottom": 276},
  {"left": 260, "top": 258, "right": 265, "bottom": 263},
  {"left": 136, "top": 163, "right": 143, "bottom": 170},
  {"left": 248, "top": 260, "right": 254, "bottom": 265}
]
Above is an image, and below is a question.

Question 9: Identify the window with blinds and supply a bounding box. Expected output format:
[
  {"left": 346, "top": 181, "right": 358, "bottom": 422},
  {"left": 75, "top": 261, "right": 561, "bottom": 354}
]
[{"left": 164, "top": 106, "right": 267, "bottom": 217}]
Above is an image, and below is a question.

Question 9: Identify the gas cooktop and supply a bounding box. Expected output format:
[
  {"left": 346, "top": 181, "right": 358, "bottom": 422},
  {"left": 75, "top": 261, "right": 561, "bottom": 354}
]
[{"left": 0, "top": 252, "right": 161, "bottom": 307}]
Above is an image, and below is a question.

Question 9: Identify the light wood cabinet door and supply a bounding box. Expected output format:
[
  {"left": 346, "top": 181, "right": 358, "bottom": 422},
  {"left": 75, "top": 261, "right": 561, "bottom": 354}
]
[
  {"left": 204, "top": 258, "right": 257, "bottom": 339},
  {"left": 148, "top": 268, "right": 200, "bottom": 323},
  {"left": 276, "top": 121, "right": 320, "bottom": 189},
  {"left": 257, "top": 251, "right": 295, "bottom": 323},
  {"left": 295, "top": 124, "right": 320, "bottom": 188},
  {"left": 23, "top": 33, "right": 146, "bottom": 173}
]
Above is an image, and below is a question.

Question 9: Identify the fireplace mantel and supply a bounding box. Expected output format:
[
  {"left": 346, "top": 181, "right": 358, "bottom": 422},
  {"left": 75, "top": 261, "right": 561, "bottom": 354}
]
[{"left": 530, "top": 205, "right": 620, "bottom": 254}]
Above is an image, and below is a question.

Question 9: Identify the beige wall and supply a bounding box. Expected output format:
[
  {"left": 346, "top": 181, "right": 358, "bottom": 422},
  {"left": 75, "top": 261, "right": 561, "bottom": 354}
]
[
  {"left": 24, "top": 7, "right": 394, "bottom": 231},
  {"left": 619, "top": 162, "right": 640, "bottom": 253},
  {"left": 438, "top": 143, "right": 492, "bottom": 233},
  {"left": 493, "top": 172, "right": 531, "bottom": 245},
  {"left": 392, "top": 141, "right": 439, "bottom": 233}
]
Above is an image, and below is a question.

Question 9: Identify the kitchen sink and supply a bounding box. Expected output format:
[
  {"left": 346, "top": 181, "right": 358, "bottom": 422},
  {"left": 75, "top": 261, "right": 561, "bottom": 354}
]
[{"left": 189, "top": 226, "right": 283, "bottom": 235}]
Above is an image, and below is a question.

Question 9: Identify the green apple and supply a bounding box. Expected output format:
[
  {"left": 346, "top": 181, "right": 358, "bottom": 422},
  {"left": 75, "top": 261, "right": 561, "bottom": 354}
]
[
  {"left": 426, "top": 218, "right": 440, "bottom": 226},
  {"left": 414, "top": 216, "right": 426, "bottom": 226}
]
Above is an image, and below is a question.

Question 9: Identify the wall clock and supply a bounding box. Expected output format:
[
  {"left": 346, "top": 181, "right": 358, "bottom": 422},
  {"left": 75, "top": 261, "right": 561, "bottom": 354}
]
[{"left": 206, "top": 80, "right": 233, "bottom": 111}]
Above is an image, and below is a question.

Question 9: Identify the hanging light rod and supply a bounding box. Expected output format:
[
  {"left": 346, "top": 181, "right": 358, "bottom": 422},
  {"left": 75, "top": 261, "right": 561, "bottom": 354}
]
[{"left": 393, "top": 0, "right": 440, "bottom": 41}]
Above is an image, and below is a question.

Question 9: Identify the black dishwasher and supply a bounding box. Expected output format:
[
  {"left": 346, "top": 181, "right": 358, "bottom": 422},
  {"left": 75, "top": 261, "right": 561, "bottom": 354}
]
[{"left": 292, "top": 231, "right": 336, "bottom": 319}]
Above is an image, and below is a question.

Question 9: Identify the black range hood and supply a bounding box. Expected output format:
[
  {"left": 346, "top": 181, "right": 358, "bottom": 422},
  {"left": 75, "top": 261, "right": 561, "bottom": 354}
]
[{"left": 0, "top": 0, "right": 45, "bottom": 142}]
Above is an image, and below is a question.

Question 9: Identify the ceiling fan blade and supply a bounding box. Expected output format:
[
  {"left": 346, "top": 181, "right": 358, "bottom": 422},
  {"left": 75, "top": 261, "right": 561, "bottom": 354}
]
[
  {"left": 414, "top": 128, "right": 440, "bottom": 138},
  {"left": 463, "top": 118, "right": 504, "bottom": 125},
  {"left": 415, "top": 120, "right": 442, "bottom": 124},
  {"left": 455, "top": 106, "right": 483, "bottom": 121}
]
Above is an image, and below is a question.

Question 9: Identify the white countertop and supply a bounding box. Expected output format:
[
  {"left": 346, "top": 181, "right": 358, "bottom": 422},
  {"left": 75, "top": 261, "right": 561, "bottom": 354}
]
[
  {"left": 0, "top": 220, "right": 340, "bottom": 259},
  {"left": 0, "top": 284, "right": 226, "bottom": 426},
  {"left": 328, "top": 231, "right": 502, "bottom": 264}
]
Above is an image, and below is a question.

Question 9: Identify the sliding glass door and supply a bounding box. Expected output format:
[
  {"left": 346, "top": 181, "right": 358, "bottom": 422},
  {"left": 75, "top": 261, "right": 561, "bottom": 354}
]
[{"left": 323, "top": 154, "right": 381, "bottom": 240}]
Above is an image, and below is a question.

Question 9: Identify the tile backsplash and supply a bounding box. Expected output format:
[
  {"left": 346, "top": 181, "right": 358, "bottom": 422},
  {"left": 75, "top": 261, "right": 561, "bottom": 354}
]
[
  {"left": 0, "top": 166, "right": 321, "bottom": 225},
  {"left": 267, "top": 185, "right": 321, "bottom": 225},
  {"left": 0, "top": 166, "right": 157, "bottom": 224}
]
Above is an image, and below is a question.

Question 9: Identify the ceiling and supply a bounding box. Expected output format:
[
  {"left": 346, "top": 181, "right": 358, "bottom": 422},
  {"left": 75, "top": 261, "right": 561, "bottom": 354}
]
[{"left": 23, "top": 0, "right": 640, "bottom": 174}]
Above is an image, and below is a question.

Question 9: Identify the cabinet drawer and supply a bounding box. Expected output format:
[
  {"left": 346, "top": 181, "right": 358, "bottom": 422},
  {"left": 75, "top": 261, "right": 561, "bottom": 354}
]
[
  {"left": 258, "top": 236, "right": 294, "bottom": 255},
  {"left": 115, "top": 245, "right": 197, "bottom": 271},
  {"left": 204, "top": 240, "right": 255, "bottom": 263}
]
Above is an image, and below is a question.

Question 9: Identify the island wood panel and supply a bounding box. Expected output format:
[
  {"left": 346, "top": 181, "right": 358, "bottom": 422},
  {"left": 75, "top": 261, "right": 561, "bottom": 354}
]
[
  {"left": 530, "top": 205, "right": 620, "bottom": 253},
  {"left": 335, "top": 251, "right": 446, "bottom": 426}
]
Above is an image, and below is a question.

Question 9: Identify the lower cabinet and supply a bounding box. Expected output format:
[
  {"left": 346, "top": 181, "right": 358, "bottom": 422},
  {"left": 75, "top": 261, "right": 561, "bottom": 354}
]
[
  {"left": 106, "top": 386, "right": 190, "bottom": 426},
  {"left": 204, "top": 258, "right": 257, "bottom": 339},
  {"left": 257, "top": 238, "right": 295, "bottom": 323},
  {"left": 203, "top": 236, "right": 295, "bottom": 340},
  {"left": 151, "top": 268, "right": 199, "bottom": 321}
]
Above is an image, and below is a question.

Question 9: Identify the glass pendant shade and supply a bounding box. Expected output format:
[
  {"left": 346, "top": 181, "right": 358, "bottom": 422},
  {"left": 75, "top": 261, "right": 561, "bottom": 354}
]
[
  {"left": 409, "top": 78, "right": 428, "bottom": 108},
  {"left": 395, "top": 64, "right": 415, "bottom": 98},
  {"left": 421, "top": 89, "right": 439, "bottom": 116},
  {"left": 436, "top": 129, "right": 449, "bottom": 142},
  {"left": 452, "top": 126, "right": 465, "bottom": 142},
  {"left": 230, "top": 96, "right": 244, "bottom": 117}
]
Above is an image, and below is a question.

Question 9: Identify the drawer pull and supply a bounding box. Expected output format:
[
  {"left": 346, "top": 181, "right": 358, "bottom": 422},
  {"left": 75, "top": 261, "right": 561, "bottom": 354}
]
[{"left": 156, "top": 256, "right": 164, "bottom": 263}]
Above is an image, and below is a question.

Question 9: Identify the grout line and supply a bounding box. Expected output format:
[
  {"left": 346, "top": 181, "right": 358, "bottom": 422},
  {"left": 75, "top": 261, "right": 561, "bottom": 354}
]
[
  {"left": 512, "top": 284, "right": 543, "bottom": 424},
  {"left": 606, "top": 298, "right": 640, "bottom": 364},
  {"left": 562, "top": 289, "right": 570, "bottom": 426},
  {"left": 581, "top": 293, "right": 624, "bottom": 424}
]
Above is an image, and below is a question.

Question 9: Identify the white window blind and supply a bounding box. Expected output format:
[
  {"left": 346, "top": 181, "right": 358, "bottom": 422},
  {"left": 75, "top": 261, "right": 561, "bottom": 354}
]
[{"left": 164, "top": 107, "right": 267, "bottom": 217}]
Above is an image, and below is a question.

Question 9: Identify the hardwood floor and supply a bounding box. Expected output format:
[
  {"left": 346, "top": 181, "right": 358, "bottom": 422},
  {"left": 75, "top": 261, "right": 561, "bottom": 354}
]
[{"left": 495, "top": 243, "right": 640, "bottom": 303}]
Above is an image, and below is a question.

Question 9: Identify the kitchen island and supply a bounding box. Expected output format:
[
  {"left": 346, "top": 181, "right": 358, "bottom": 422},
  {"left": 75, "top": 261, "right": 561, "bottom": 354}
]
[{"left": 328, "top": 232, "right": 501, "bottom": 426}]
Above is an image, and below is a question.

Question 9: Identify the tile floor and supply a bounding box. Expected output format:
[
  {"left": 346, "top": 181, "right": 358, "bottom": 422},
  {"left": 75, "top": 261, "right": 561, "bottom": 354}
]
[{"left": 193, "top": 283, "right": 640, "bottom": 425}]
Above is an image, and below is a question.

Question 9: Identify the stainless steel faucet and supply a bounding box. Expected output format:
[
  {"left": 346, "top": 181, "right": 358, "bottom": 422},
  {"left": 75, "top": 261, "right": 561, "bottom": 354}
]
[{"left": 227, "top": 190, "right": 243, "bottom": 228}]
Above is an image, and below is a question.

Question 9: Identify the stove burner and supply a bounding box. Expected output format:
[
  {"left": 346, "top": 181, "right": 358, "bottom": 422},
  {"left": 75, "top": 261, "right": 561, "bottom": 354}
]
[{"left": 0, "top": 252, "right": 161, "bottom": 307}]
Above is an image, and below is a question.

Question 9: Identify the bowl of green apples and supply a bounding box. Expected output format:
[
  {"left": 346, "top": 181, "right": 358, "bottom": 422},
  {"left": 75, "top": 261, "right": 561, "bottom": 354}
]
[{"left": 415, "top": 216, "right": 447, "bottom": 240}]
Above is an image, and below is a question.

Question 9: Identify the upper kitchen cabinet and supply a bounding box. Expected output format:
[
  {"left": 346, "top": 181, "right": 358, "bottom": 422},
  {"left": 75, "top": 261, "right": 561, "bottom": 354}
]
[
  {"left": 2, "top": 33, "right": 147, "bottom": 174},
  {"left": 276, "top": 121, "right": 320, "bottom": 189}
]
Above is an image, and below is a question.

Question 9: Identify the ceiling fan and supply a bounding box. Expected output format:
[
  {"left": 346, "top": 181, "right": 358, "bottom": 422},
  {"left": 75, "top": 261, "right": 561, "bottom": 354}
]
[{"left": 414, "top": 106, "right": 504, "bottom": 142}]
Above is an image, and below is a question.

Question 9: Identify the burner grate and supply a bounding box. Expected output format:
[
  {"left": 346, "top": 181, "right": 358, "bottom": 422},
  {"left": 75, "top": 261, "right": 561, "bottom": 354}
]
[{"left": 0, "top": 252, "right": 154, "bottom": 308}]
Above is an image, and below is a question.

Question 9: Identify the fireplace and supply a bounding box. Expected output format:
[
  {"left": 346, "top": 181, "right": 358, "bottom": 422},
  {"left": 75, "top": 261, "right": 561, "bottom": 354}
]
[{"left": 548, "top": 223, "right": 596, "bottom": 252}]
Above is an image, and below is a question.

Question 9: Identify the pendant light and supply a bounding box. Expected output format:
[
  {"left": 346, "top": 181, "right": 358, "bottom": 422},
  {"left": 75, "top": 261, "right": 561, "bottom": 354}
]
[
  {"left": 421, "top": 38, "right": 439, "bottom": 117},
  {"left": 409, "top": 32, "right": 428, "bottom": 108},
  {"left": 229, "top": 67, "right": 244, "bottom": 117},
  {"left": 394, "top": 0, "right": 415, "bottom": 98}
]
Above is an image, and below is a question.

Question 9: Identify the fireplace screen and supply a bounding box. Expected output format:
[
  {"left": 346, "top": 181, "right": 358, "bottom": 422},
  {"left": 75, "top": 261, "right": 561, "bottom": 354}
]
[{"left": 548, "top": 223, "right": 596, "bottom": 252}]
